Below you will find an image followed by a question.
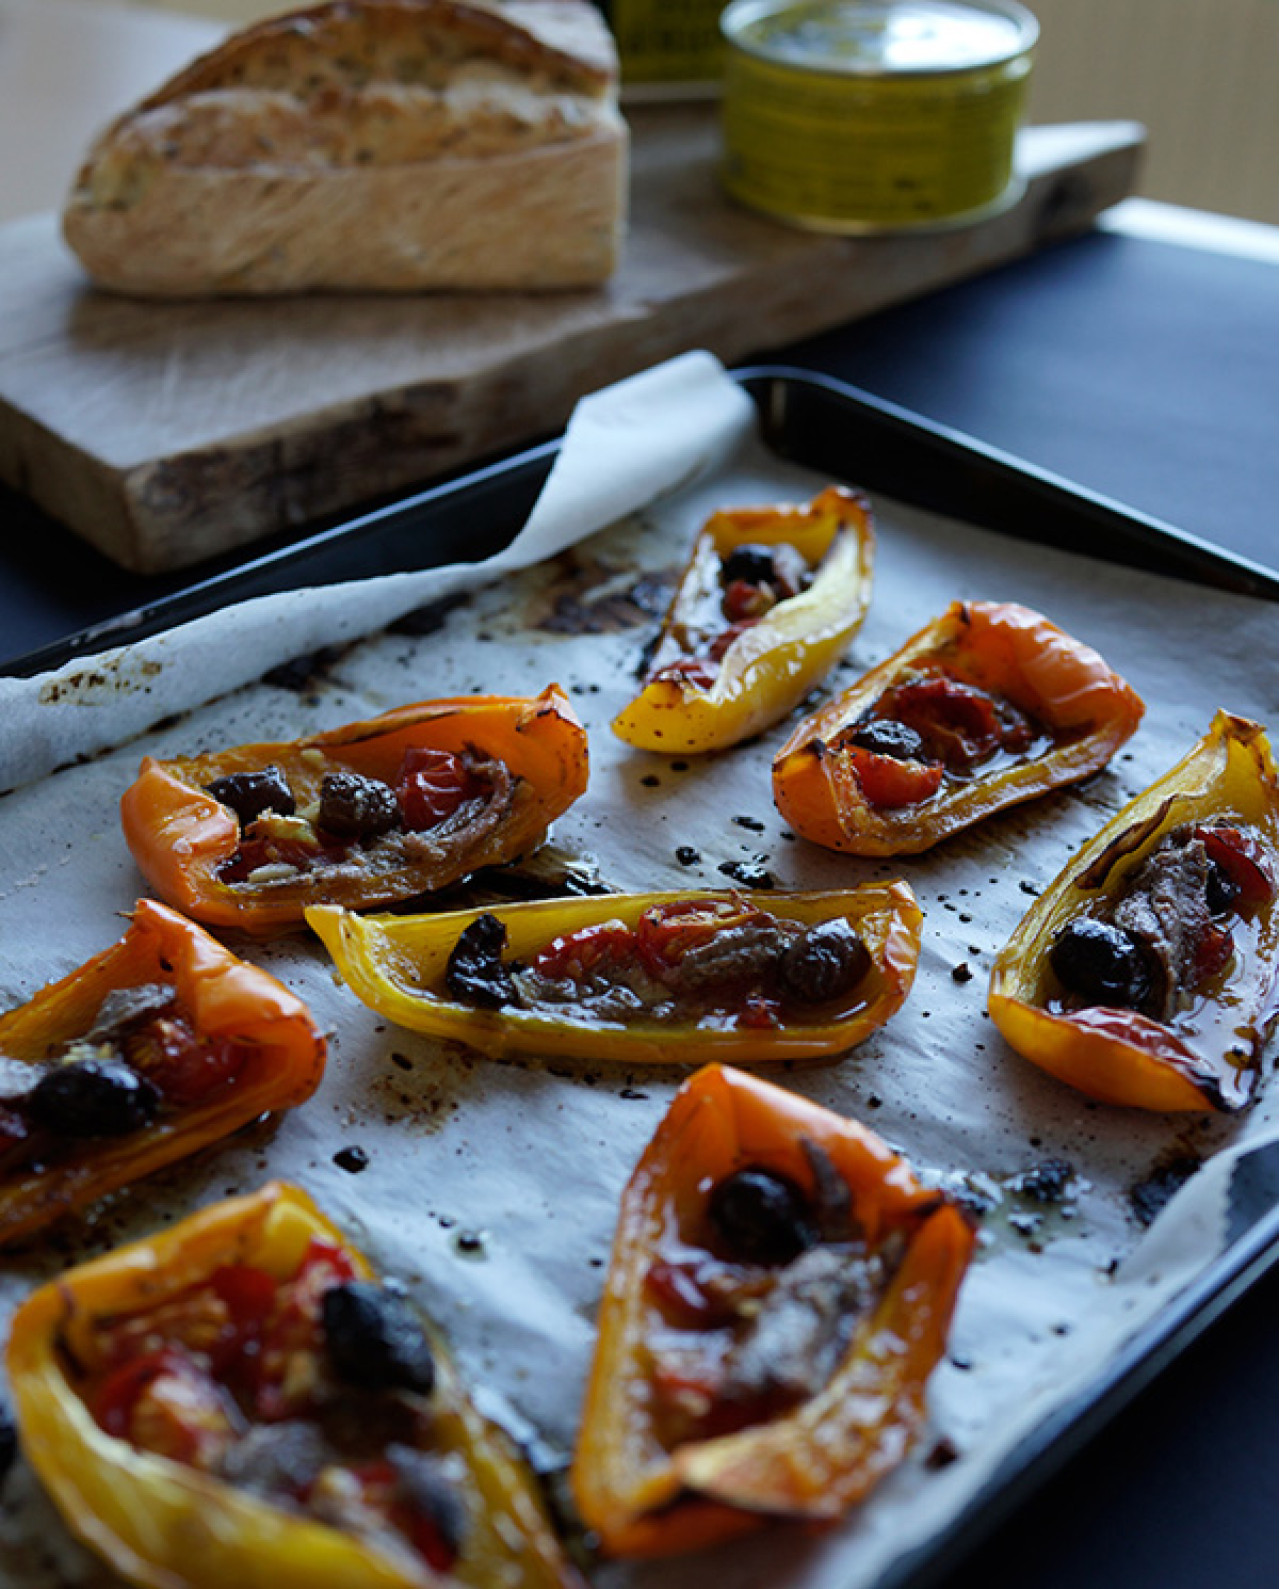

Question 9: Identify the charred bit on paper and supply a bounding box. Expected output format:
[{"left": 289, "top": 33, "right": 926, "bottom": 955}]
[
  {"left": 1129, "top": 1149, "right": 1205, "bottom": 1227},
  {"left": 718, "top": 856, "right": 776, "bottom": 889},
  {"left": 526, "top": 550, "right": 675, "bottom": 636},
  {"left": 413, "top": 846, "right": 615, "bottom": 912},
  {"left": 262, "top": 644, "right": 350, "bottom": 692},
  {"left": 927, "top": 1159, "right": 1087, "bottom": 1254},
  {"left": 38, "top": 655, "right": 163, "bottom": 705},
  {"left": 387, "top": 591, "right": 472, "bottom": 636}
]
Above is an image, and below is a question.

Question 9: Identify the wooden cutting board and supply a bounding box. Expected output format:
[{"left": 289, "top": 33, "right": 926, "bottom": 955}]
[{"left": 0, "top": 110, "right": 1142, "bottom": 574}]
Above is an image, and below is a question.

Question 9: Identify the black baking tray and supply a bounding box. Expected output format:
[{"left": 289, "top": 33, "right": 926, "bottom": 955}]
[
  {"left": 3, "top": 365, "right": 1275, "bottom": 680},
  {"left": 2, "top": 367, "right": 1276, "bottom": 1588}
]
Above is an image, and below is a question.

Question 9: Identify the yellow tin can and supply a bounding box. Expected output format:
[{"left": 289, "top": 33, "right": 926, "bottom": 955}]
[{"left": 720, "top": 0, "right": 1039, "bottom": 232}]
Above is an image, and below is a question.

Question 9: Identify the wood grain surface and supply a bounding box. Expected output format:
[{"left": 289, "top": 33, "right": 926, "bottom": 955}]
[{"left": 0, "top": 111, "right": 1143, "bottom": 573}]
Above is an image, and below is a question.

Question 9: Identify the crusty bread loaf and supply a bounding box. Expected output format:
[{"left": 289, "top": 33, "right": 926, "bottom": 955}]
[{"left": 62, "top": 0, "right": 628, "bottom": 295}]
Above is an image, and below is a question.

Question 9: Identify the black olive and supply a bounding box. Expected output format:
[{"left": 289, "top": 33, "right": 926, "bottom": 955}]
[
  {"left": 317, "top": 772, "right": 401, "bottom": 840},
  {"left": 1049, "top": 918, "right": 1153, "bottom": 1009},
  {"left": 205, "top": 765, "right": 295, "bottom": 824},
  {"left": 321, "top": 1281, "right": 436, "bottom": 1395},
  {"left": 25, "top": 1059, "right": 160, "bottom": 1137},
  {"left": 1007, "top": 1159, "right": 1075, "bottom": 1204},
  {"left": 708, "top": 1166, "right": 816, "bottom": 1265},
  {"left": 720, "top": 544, "right": 780, "bottom": 587},
  {"left": 778, "top": 919, "right": 871, "bottom": 1004},
  {"left": 445, "top": 914, "right": 516, "bottom": 1009},
  {"left": 846, "top": 718, "right": 928, "bottom": 762},
  {"left": 387, "top": 1445, "right": 468, "bottom": 1566},
  {"left": 1205, "top": 858, "right": 1240, "bottom": 915}
]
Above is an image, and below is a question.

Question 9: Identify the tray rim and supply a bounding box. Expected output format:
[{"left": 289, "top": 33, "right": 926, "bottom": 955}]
[
  {"left": 739, "top": 364, "right": 1279, "bottom": 597},
  {"left": 4, "top": 363, "right": 1275, "bottom": 680},
  {"left": 1, "top": 362, "right": 1276, "bottom": 1586}
]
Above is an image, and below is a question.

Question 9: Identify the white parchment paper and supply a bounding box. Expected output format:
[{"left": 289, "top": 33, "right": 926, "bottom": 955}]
[{"left": 0, "top": 353, "right": 1275, "bottom": 1589}]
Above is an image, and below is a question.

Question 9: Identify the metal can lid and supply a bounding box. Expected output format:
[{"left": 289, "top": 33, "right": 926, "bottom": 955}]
[{"left": 721, "top": 0, "right": 1039, "bottom": 77}]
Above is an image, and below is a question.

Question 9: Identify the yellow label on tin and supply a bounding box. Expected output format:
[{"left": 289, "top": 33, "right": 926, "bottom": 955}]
[{"left": 722, "top": 50, "right": 1030, "bottom": 227}]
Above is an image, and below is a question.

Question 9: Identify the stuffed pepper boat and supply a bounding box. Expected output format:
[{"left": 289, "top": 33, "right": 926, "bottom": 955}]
[
  {"left": 306, "top": 886, "right": 922, "bottom": 1063},
  {"left": 0, "top": 900, "right": 324, "bottom": 1247},
  {"left": 120, "top": 688, "right": 589, "bottom": 931},
  {"left": 571, "top": 1064, "right": 975, "bottom": 1556},
  {"left": 773, "top": 600, "right": 1144, "bottom": 855},
  {"left": 612, "top": 485, "right": 875, "bottom": 754},
  {"left": 988, "top": 711, "right": 1278, "bottom": 1111},
  {"left": 7, "top": 1182, "right": 583, "bottom": 1589}
]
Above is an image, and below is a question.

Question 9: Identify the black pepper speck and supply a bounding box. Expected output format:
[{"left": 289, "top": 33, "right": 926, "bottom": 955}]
[{"left": 717, "top": 859, "right": 775, "bottom": 889}]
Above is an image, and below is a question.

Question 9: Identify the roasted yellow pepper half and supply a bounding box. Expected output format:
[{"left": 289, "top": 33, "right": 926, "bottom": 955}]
[
  {"left": 6, "top": 1182, "right": 583, "bottom": 1589},
  {"left": 613, "top": 485, "right": 875, "bottom": 754},
  {"left": 773, "top": 600, "right": 1144, "bottom": 856},
  {"left": 571, "top": 1064, "right": 975, "bottom": 1557},
  {"left": 307, "top": 886, "right": 922, "bottom": 1064},
  {"left": 0, "top": 899, "right": 324, "bottom": 1247},
  {"left": 120, "top": 688, "right": 589, "bottom": 932},
  {"left": 988, "top": 711, "right": 1278, "bottom": 1111}
]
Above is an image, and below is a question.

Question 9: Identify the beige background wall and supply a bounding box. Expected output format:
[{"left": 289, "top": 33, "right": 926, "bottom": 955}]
[{"left": 80, "top": 0, "right": 1279, "bottom": 222}]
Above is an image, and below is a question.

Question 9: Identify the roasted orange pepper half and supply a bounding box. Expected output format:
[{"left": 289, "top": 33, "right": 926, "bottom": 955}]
[
  {"left": 613, "top": 485, "right": 875, "bottom": 754},
  {"left": 0, "top": 900, "right": 324, "bottom": 1247},
  {"left": 571, "top": 1064, "right": 975, "bottom": 1557},
  {"left": 120, "top": 687, "right": 589, "bottom": 931},
  {"left": 989, "top": 711, "right": 1278, "bottom": 1111},
  {"left": 306, "top": 885, "right": 922, "bottom": 1064},
  {"left": 773, "top": 600, "right": 1144, "bottom": 855},
  {"left": 6, "top": 1181, "right": 583, "bottom": 1589}
]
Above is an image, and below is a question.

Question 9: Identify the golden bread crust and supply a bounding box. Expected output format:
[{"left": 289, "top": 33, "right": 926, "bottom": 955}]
[{"left": 62, "top": 0, "right": 626, "bottom": 295}]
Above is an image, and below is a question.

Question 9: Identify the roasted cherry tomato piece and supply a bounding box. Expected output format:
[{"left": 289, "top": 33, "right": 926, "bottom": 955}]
[
  {"left": 633, "top": 897, "right": 756, "bottom": 977},
  {"left": 93, "top": 1347, "right": 236, "bottom": 1469},
  {"left": 845, "top": 746, "right": 945, "bottom": 809},
  {"left": 126, "top": 1015, "right": 249, "bottom": 1105},
  {"left": 253, "top": 1237, "right": 359, "bottom": 1421},
  {"left": 529, "top": 920, "right": 635, "bottom": 981},
  {"left": 868, "top": 673, "right": 1009, "bottom": 770},
  {"left": 396, "top": 746, "right": 476, "bottom": 830},
  {"left": 1196, "top": 823, "right": 1276, "bottom": 906}
]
